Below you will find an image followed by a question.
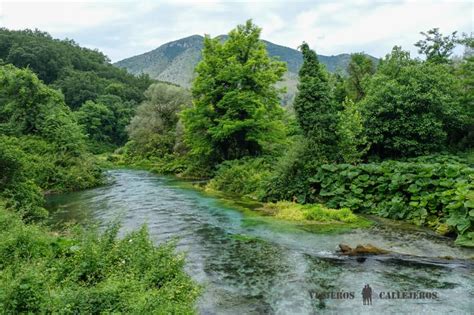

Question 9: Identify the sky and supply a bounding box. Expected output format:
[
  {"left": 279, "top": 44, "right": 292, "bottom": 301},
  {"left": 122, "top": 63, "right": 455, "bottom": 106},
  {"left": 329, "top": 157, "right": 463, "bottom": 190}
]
[{"left": 0, "top": 0, "right": 472, "bottom": 62}]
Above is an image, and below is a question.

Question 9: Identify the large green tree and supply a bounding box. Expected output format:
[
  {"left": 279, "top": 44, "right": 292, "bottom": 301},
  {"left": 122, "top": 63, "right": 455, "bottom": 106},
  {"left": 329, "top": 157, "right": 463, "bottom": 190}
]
[
  {"left": 361, "top": 47, "right": 464, "bottom": 157},
  {"left": 0, "top": 64, "right": 84, "bottom": 153},
  {"left": 293, "top": 42, "right": 338, "bottom": 161},
  {"left": 127, "top": 83, "right": 191, "bottom": 158},
  {"left": 181, "top": 20, "right": 286, "bottom": 168}
]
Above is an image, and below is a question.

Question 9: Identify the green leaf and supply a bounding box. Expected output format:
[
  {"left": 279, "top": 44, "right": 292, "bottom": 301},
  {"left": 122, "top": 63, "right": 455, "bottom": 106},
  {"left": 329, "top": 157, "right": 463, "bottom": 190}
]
[
  {"left": 464, "top": 199, "right": 474, "bottom": 208},
  {"left": 455, "top": 232, "right": 474, "bottom": 247}
]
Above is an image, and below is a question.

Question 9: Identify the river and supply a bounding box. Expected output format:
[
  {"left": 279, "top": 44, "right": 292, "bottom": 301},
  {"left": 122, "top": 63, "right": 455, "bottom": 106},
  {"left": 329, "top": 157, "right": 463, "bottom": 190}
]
[{"left": 46, "top": 169, "right": 474, "bottom": 314}]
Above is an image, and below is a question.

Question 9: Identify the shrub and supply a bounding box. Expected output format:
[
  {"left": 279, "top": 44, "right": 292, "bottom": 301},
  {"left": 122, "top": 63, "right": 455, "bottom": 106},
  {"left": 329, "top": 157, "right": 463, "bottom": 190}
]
[
  {"left": 206, "top": 157, "right": 273, "bottom": 199},
  {"left": 265, "top": 155, "right": 474, "bottom": 246},
  {"left": 264, "top": 138, "right": 322, "bottom": 203},
  {"left": 0, "top": 206, "right": 200, "bottom": 314},
  {"left": 0, "top": 135, "right": 102, "bottom": 194},
  {"left": 0, "top": 136, "right": 47, "bottom": 221}
]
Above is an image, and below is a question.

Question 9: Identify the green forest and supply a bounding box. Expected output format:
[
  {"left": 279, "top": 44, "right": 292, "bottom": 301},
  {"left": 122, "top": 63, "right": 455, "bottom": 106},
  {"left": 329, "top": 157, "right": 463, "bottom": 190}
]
[{"left": 0, "top": 20, "right": 473, "bottom": 313}]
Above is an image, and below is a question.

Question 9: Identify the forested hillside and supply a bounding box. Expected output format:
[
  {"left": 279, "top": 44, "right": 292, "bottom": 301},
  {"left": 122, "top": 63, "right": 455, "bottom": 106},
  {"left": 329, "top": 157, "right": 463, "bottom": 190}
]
[{"left": 0, "top": 28, "right": 154, "bottom": 152}]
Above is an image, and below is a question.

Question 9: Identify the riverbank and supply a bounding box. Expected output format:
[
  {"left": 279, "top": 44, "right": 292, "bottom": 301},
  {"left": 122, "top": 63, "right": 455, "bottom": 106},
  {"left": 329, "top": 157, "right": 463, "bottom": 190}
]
[
  {"left": 96, "top": 154, "right": 375, "bottom": 234},
  {"left": 98, "top": 153, "right": 474, "bottom": 247}
]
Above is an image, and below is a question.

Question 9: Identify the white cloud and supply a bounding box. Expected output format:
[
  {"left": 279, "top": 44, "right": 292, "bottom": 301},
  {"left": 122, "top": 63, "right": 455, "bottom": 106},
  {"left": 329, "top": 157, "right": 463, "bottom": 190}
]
[
  {"left": 0, "top": 1, "right": 129, "bottom": 33},
  {"left": 0, "top": 0, "right": 471, "bottom": 61},
  {"left": 271, "top": 0, "right": 472, "bottom": 56}
]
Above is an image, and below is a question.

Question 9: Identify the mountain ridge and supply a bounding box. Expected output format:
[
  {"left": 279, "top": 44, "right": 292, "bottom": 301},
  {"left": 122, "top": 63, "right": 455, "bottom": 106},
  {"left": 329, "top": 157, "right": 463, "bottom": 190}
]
[{"left": 115, "top": 35, "right": 377, "bottom": 103}]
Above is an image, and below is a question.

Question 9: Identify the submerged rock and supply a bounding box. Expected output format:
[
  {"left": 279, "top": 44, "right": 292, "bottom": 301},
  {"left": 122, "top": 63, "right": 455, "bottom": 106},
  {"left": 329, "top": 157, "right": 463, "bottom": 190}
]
[{"left": 338, "top": 243, "right": 390, "bottom": 256}]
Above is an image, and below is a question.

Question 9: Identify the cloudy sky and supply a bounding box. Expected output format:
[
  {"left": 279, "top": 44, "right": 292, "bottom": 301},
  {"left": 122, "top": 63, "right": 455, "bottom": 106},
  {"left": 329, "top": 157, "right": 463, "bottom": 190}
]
[{"left": 0, "top": 0, "right": 472, "bottom": 62}]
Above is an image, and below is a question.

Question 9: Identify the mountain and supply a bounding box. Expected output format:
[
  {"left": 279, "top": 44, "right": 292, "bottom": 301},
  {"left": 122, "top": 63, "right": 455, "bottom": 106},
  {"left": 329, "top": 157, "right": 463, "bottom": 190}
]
[{"left": 115, "top": 35, "right": 377, "bottom": 104}]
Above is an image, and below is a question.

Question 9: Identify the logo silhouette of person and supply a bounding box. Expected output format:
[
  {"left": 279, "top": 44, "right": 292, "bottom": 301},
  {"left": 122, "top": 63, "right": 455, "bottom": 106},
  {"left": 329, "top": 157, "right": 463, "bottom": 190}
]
[
  {"left": 362, "top": 285, "right": 368, "bottom": 305},
  {"left": 362, "top": 284, "right": 373, "bottom": 305},
  {"left": 366, "top": 284, "right": 372, "bottom": 305}
]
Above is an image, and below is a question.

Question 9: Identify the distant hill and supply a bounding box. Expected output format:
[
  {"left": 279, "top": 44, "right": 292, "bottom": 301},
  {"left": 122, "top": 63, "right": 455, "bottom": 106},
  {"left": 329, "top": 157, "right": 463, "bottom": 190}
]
[{"left": 115, "top": 35, "right": 377, "bottom": 104}]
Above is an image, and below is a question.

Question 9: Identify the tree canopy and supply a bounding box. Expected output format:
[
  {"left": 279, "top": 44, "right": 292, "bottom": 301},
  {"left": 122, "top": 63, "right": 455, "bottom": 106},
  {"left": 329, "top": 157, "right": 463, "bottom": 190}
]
[
  {"left": 127, "top": 83, "right": 191, "bottom": 158},
  {"left": 415, "top": 28, "right": 458, "bottom": 64},
  {"left": 346, "top": 53, "right": 376, "bottom": 101},
  {"left": 181, "top": 20, "right": 287, "bottom": 168},
  {"left": 361, "top": 47, "right": 464, "bottom": 157},
  {"left": 293, "top": 42, "right": 338, "bottom": 162},
  {"left": 0, "top": 28, "right": 153, "bottom": 151}
]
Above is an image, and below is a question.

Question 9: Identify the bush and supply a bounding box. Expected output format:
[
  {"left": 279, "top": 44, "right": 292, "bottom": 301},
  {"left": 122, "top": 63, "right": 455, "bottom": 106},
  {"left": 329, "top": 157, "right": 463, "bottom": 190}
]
[
  {"left": 0, "top": 206, "right": 200, "bottom": 314},
  {"left": 266, "top": 155, "right": 474, "bottom": 246},
  {"left": 0, "top": 136, "right": 47, "bottom": 221},
  {"left": 0, "top": 135, "right": 102, "bottom": 194},
  {"left": 206, "top": 157, "right": 273, "bottom": 199},
  {"left": 264, "top": 138, "right": 322, "bottom": 203}
]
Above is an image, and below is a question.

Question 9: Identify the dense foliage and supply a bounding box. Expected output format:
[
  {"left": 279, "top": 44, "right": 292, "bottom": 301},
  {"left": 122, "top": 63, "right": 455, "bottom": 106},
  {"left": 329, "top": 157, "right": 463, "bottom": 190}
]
[
  {"left": 361, "top": 47, "right": 465, "bottom": 157},
  {"left": 206, "top": 157, "right": 273, "bottom": 199},
  {"left": 293, "top": 43, "right": 339, "bottom": 162},
  {"left": 0, "top": 206, "right": 199, "bottom": 313},
  {"left": 0, "top": 28, "right": 153, "bottom": 151},
  {"left": 0, "top": 39, "right": 199, "bottom": 312},
  {"left": 266, "top": 155, "right": 474, "bottom": 246},
  {"left": 0, "top": 65, "right": 102, "bottom": 220},
  {"left": 336, "top": 98, "right": 369, "bottom": 164},
  {"left": 3, "top": 24, "right": 472, "bottom": 315},
  {"left": 456, "top": 35, "right": 474, "bottom": 148},
  {"left": 345, "top": 53, "right": 375, "bottom": 101},
  {"left": 120, "top": 26, "right": 472, "bottom": 247},
  {"left": 181, "top": 21, "right": 287, "bottom": 170},
  {"left": 0, "top": 64, "right": 83, "bottom": 152},
  {"left": 126, "top": 83, "right": 191, "bottom": 159}
]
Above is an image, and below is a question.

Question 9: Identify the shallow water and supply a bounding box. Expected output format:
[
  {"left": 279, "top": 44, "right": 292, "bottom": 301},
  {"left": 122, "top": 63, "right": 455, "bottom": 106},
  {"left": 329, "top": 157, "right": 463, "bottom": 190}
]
[{"left": 46, "top": 170, "right": 474, "bottom": 314}]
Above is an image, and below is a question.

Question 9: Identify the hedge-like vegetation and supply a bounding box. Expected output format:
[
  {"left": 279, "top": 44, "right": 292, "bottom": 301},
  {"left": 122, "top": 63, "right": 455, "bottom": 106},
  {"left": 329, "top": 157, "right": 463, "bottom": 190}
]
[{"left": 266, "top": 156, "right": 474, "bottom": 246}]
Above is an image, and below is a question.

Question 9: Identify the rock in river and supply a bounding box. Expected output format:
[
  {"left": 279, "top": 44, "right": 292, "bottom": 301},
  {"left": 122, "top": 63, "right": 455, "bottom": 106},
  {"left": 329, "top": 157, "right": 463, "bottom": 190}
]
[{"left": 339, "top": 243, "right": 390, "bottom": 256}]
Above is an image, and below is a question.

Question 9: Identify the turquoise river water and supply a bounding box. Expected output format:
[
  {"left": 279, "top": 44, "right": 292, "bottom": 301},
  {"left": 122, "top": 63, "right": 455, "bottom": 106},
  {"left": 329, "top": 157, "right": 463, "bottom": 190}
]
[{"left": 46, "top": 170, "right": 474, "bottom": 314}]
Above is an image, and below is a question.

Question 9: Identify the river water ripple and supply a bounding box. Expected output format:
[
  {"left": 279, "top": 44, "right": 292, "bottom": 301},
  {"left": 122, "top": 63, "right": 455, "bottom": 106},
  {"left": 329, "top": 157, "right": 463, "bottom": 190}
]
[{"left": 46, "top": 170, "right": 474, "bottom": 314}]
